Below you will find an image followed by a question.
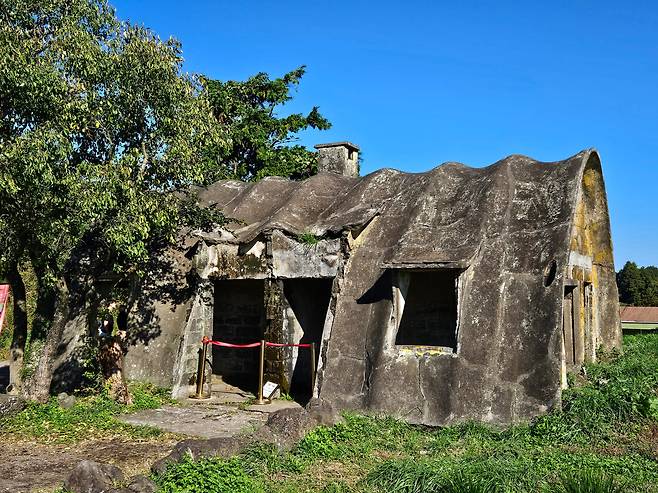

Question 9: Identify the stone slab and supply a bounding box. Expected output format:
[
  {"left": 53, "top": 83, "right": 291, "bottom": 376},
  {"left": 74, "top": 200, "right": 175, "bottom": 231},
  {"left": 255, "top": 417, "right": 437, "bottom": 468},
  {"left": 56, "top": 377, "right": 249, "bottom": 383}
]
[{"left": 117, "top": 404, "right": 267, "bottom": 439}]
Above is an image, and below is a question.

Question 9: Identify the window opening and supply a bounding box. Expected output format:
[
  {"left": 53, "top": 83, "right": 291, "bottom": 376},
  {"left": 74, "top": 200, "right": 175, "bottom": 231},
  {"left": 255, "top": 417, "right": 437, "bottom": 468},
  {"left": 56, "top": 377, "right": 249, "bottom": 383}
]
[{"left": 394, "top": 269, "right": 460, "bottom": 351}]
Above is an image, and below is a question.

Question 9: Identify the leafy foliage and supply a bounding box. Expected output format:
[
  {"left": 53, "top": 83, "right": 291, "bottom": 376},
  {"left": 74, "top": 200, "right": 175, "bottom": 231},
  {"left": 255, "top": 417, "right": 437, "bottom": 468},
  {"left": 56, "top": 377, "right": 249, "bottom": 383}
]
[
  {"left": 0, "top": 0, "right": 223, "bottom": 279},
  {"left": 296, "top": 231, "right": 322, "bottom": 246},
  {"left": 204, "top": 66, "right": 331, "bottom": 181},
  {"left": 617, "top": 261, "right": 658, "bottom": 306},
  {"left": 156, "top": 455, "right": 263, "bottom": 493},
  {"left": 0, "top": 0, "right": 226, "bottom": 395}
]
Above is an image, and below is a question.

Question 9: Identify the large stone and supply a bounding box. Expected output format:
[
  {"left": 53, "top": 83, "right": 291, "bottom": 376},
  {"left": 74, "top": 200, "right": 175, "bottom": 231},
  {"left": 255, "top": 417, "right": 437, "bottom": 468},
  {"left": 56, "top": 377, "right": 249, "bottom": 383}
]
[
  {"left": 151, "top": 436, "right": 248, "bottom": 475},
  {"left": 152, "top": 407, "right": 322, "bottom": 475},
  {"left": 0, "top": 394, "right": 26, "bottom": 417},
  {"left": 63, "top": 460, "right": 124, "bottom": 493},
  {"left": 306, "top": 398, "right": 341, "bottom": 426},
  {"left": 57, "top": 392, "right": 77, "bottom": 409},
  {"left": 126, "top": 475, "right": 157, "bottom": 493},
  {"left": 260, "top": 407, "right": 317, "bottom": 450}
]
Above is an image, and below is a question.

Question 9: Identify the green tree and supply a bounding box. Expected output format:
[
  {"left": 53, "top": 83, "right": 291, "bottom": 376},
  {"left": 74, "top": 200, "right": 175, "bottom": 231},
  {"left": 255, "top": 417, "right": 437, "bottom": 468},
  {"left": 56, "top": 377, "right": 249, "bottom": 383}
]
[
  {"left": 617, "top": 261, "right": 658, "bottom": 306},
  {"left": 204, "top": 66, "right": 331, "bottom": 181},
  {"left": 0, "top": 0, "right": 223, "bottom": 399}
]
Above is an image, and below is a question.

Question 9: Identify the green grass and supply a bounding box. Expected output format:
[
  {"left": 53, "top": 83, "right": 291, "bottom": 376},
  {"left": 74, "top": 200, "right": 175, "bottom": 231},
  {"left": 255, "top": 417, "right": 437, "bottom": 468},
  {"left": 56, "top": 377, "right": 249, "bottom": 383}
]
[
  {"left": 1, "top": 381, "right": 176, "bottom": 443},
  {"left": 152, "top": 333, "right": 658, "bottom": 493}
]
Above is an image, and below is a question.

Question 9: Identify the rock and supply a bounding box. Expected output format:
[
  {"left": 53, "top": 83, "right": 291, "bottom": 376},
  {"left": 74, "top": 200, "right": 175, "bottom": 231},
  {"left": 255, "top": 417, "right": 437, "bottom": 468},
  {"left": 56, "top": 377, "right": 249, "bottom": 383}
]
[
  {"left": 0, "top": 394, "right": 26, "bottom": 417},
  {"left": 151, "top": 436, "right": 248, "bottom": 475},
  {"left": 306, "top": 397, "right": 341, "bottom": 426},
  {"left": 126, "top": 475, "right": 157, "bottom": 493},
  {"left": 63, "top": 460, "right": 124, "bottom": 493},
  {"left": 260, "top": 407, "right": 318, "bottom": 450},
  {"left": 106, "top": 474, "right": 157, "bottom": 493},
  {"left": 57, "top": 392, "right": 77, "bottom": 409},
  {"left": 152, "top": 407, "right": 323, "bottom": 476}
]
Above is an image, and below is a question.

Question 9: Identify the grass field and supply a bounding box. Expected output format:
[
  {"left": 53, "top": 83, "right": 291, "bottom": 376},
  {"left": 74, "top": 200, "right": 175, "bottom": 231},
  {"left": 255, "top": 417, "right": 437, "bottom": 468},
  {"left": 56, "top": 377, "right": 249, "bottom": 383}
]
[
  {"left": 154, "top": 333, "right": 658, "bottom": 493},
  {"left": 0, "top": 381, "right": 177, "bottom": 444}
]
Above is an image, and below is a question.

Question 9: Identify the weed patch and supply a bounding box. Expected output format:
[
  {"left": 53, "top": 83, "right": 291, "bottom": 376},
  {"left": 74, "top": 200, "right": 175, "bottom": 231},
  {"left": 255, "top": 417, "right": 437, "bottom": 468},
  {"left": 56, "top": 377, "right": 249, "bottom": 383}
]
[
  {"left": 1, "top": 381, "right": 174, "bottom": 443},
  {"left": 155, "top": 454, "right": 264, "bottom": 493}
]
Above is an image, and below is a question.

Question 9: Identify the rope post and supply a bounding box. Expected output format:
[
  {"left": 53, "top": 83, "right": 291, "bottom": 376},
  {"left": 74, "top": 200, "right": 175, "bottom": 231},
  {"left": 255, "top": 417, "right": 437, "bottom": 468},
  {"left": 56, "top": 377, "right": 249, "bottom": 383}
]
[
  {"left": 310, "top": 342, "right": 317, "bottom": 396},
  {"left": 192, "top": 339, "right": 209, "bottom": 399},
  {"left": 254, "top": 339, "right": 268, "bottom": 405}
]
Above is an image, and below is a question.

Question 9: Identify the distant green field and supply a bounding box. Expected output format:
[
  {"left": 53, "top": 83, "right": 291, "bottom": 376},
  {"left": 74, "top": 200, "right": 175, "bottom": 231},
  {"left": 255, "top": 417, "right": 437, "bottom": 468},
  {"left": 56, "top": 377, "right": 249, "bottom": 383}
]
[{"left": 622, "top": 323, "right": 658, "bottom": 331}]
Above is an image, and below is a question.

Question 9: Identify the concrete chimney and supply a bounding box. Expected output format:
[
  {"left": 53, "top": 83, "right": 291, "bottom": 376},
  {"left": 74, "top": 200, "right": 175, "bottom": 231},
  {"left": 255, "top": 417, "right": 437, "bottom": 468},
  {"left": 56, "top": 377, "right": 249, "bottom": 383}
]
[{"left": 315, "top": 142, "right": 360, "bottom": 177}]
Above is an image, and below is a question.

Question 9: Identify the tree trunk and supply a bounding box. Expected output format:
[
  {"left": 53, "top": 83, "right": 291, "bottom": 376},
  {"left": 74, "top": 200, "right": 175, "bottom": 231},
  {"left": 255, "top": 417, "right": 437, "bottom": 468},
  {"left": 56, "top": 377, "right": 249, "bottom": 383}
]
[
  {"left": 7, "top": 264, "right": 28, "bottom": 389},
  {"left": 98, "top": 333, "right": 132, "bottom": 405},
  {"left": 23, "top": 278, "right": 69, "bottom": 402}
]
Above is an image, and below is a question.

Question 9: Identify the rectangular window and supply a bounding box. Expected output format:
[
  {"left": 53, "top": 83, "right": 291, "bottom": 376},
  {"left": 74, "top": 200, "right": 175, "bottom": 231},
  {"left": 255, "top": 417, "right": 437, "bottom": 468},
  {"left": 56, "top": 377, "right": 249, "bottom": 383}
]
[{"left": 393, "top": 269, "right": 460, "bottom": 351}]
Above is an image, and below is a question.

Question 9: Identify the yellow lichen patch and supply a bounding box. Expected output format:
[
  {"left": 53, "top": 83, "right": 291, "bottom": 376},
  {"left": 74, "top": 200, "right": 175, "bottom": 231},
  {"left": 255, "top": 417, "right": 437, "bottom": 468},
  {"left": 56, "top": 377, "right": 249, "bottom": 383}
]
[{"left": 399, "top": 345, "right": 453, "bottom": 357}]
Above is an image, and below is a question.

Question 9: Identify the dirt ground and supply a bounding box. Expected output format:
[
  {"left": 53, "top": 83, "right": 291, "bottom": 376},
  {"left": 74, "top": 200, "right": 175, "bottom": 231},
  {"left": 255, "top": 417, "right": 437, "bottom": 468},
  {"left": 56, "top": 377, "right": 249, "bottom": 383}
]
[
  {"left": 0, "top": 381, "right": 301, "bottom": 492},
  {"left": 0, "top": 437, "right": 176, "bottom": 493}
]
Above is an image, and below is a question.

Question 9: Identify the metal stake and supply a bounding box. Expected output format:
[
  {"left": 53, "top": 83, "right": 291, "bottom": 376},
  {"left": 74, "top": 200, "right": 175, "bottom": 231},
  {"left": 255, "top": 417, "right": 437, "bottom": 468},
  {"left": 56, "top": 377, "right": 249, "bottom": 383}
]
[
  {"left": 254, "top": 339, "right": 268, "bottom": 405},
  {"left": 310, "top": 342, "right": 317, "bottom": 396},
  {"left": 192, "top": 342, "right": 209, "bottom": 399}
]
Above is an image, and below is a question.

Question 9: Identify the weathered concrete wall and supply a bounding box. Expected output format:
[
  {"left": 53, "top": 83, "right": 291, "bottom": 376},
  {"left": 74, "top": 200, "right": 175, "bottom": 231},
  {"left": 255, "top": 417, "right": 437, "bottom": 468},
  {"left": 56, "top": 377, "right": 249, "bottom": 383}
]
[
  {"left": 271, "top": 231, "right": 340, "bottom": 279},
  {"left": 171, "top": 279, "right": 213, "bottom": 398},
  {"left": 124, "top": 248, "right": 195, "bottom": 389},
  {"left": 316, "top": 156, "right": 589, "bottom": 426},
  {"left": 133, "top": 149, "right": 620, "bottom": 427},
  {"left": 315, "top": 143, "right": 359, "bottom": 177}
]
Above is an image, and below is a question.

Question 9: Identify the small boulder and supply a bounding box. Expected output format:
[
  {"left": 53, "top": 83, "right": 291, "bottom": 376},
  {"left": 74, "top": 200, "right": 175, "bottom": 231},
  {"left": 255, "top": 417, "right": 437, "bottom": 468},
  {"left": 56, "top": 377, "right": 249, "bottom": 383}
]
[
  {"left": 261, "top": 407, "right": 318, "bottom": 450},
  {"left": 0, "top": 394, "right": 27, "bottom": 417},
  {"left": 64, "top": 460, "right": 124, "bottom": 493},
  {"left": 306, "top": 397, "right": 341, "bottom": 426},
  {"left": 57, "top": 392, "right": 77, "bottom": 409},
  {"left": 151, "top": 436, "right": 247, "bottom": 475},
  {"left": 126, "top": 475, "right": 157, "bottom": 493}
]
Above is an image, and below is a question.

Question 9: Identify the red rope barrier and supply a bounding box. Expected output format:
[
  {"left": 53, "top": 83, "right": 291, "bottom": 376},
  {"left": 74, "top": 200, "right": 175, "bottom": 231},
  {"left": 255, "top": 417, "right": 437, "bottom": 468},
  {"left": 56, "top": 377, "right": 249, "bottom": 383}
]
[
  {"left": 201, "top": 336, "right": 260, "bottom": 348},
  {"left": 201, "top": 336, "right": 312, "bottom": 349},
  {"left": 208, "top": 341, "right": 261, "bottom": 348},
  {"left": 266, "top": 342, "right": 312, "bottom": 348}
]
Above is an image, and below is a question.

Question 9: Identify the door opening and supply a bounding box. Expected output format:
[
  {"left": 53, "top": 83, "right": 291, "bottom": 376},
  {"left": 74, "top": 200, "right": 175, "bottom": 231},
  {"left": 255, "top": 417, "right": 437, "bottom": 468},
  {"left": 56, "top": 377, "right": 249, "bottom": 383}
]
[
  {"left": 213, "top": 279, "right": 266, "bottom": 393},
  {"left": 283, "top": 278, "right": 333, "bottom": 403}
]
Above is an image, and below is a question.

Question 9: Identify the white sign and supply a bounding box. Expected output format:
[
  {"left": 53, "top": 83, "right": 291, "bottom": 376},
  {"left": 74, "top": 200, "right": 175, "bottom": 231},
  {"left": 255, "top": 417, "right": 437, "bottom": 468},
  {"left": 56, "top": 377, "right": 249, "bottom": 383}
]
[{"left": 262, "top": 381, "right": 279, "bottom": 399}]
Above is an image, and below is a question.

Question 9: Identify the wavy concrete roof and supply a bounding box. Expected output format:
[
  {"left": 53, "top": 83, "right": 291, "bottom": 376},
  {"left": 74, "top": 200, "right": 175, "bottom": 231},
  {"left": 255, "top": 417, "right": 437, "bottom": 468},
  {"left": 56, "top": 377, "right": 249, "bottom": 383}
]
[{"left": 197, "top": 150, "right": 592, "bottom": 270}]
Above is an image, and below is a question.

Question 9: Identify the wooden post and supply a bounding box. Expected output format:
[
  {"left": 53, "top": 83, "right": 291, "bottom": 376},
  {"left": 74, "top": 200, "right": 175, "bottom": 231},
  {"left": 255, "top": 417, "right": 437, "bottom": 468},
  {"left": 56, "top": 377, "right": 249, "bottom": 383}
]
[
  {"left": 310, "top": 342, "right": 317, "bottom": 396},
  {"left": 254, "top": 340, "right": 267, "bottom": 405}
]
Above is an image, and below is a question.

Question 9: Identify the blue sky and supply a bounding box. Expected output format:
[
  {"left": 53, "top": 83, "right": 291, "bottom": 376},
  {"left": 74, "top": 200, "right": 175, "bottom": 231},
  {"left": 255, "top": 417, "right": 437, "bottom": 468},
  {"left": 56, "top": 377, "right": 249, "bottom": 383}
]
[{"left": 112, "top": 1, "right": 657, "bottom": 268}]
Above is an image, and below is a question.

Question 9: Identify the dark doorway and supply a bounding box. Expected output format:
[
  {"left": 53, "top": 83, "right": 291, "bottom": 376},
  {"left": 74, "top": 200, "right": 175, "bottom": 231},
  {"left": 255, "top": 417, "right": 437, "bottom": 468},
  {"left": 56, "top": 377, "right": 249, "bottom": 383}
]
[
  {"left": 283, "top": 278, "right": 333, "bottom": 403},
  {"left": 395, "top": 270, "right": 459, "bottom": 349},
  {"left": 213, "top": 279, "right": 266, "bottom": 392}
]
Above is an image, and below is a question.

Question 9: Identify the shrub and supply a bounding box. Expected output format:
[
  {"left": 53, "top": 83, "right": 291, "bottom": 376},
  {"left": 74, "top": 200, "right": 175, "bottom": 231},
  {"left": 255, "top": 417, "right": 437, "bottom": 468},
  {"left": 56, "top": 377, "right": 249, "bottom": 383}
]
[{"left": 154, "top": 455, "right": 263, "bottom": 493}]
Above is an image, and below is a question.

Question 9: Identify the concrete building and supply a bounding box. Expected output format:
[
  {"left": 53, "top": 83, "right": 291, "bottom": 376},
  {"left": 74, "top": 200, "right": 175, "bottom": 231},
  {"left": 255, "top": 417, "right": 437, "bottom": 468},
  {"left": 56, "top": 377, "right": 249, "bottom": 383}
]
[{"left": 120, "top": 143, "right": 621, "bottom": 426}]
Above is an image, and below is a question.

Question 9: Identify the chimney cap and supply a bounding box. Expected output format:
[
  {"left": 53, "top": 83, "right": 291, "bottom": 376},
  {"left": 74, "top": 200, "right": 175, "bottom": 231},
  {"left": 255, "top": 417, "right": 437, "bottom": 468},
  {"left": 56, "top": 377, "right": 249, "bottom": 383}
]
[{"left": 314, "top": 141, "right": 360, "bottom": 152}]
